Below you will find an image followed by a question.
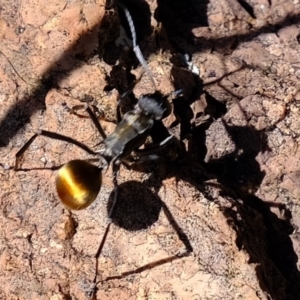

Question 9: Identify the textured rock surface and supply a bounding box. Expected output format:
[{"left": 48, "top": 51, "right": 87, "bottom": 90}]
[{"left": 1, "top": 0, "right": 300, "bottom": 299}]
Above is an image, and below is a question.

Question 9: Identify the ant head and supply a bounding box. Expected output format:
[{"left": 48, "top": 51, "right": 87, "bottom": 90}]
[
  {"left": 56, "top": 160, "right": 102, "bottom": 210},
  {"left": 138, "top": 91, "right": 171, "bottom": 120}
]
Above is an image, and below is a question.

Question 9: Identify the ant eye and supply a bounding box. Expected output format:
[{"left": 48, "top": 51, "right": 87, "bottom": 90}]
[{"left": 56, "top": 160, "right": 102, "bottom": 210}]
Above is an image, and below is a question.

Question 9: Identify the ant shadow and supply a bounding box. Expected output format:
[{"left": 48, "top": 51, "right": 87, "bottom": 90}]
[{"left": 107, "top": 180, "right": 162, "bottom": 231}]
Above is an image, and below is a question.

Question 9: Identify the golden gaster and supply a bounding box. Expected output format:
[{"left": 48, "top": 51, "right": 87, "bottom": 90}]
[{"left": 56, "top": 160, "right": 102, "bottom": 210}]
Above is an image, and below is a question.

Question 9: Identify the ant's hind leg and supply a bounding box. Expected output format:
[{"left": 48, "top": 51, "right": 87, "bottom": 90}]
[
  {"left": 94, "top": 159, "right": 120, "bottom": 261},
  {"left": 161, "top": 201, "right": 193, "bottom": 257},
  {"left": 109, "top": 159, "right": 121, "bottom": 220},
  {"left": 93, "top": 159, "right": 121, "bottom": 285},
  {"left": 15, "top": 130, "right": 96, "bottom": 170}
]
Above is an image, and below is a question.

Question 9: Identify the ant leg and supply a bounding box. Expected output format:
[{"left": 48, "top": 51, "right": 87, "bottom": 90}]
[
  {"left": 134, "top": 134, "right": 177, "bottom": 157},
  {"left": 64, "top": 103, "right": 107, "bottom": 140},
  {"left": 109, "top": 159, "right": 121, "bottom": 218},
  {"left": 93, "top": 159, "right": 121, "bottom": 283},
  {"left": 117, "top": 72, "right": 143, "bottom": 106},
  {"left": 132, "top": 135, "right": 182, "bottom": 178},
  {"left": 86, "top": 106, "right": 107, "bottom": 140},
  {"left": 15, "top": 130, "right": 96, "bottom": 170},
  {"left": 123, "top": 137, "right": 175, "bottom": 177},
  {"left": 116, "top": 73, "right": 144, "bottom": 123},
  {"left": 116, "top": 136, "right": 177, "bottom": 170},
  {"left": 161, "top": 201, "right": 193, "bottom": 256},
  {"left": 129, "top": 154, "right": 168, "bottom": 178}
]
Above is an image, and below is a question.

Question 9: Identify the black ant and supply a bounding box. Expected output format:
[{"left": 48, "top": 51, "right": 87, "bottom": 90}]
[
  {"left": 13, "top": 1, "right": 193, "bottom": 295},
  {"left": 14, "top": 73, "right": 191, "bottom": 291}
]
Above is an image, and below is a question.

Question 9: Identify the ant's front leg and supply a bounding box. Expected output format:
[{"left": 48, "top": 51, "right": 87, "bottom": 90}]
[{"left": 63, "top": 103, "right": 107, "bottom": 140}]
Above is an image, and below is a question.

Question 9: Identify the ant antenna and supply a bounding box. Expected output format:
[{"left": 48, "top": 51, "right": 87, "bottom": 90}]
[
  {"left": 118, "top": 71, "right": 144, "bottom": 103},
  {"left": 114, "top": 0, "right": 157, "bottom": 90}
]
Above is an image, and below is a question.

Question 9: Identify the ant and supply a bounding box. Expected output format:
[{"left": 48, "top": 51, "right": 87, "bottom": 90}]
[
  {"left": 13, "top": 0, "right": 193, "bottom": 295},
  {"left": 14, "top": 75, "right": 191, "bottom": 293}
]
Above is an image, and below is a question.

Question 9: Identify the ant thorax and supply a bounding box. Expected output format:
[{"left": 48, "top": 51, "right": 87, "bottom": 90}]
[{"left": 101, "top": 109, "right": 154, "bottom": 161}]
